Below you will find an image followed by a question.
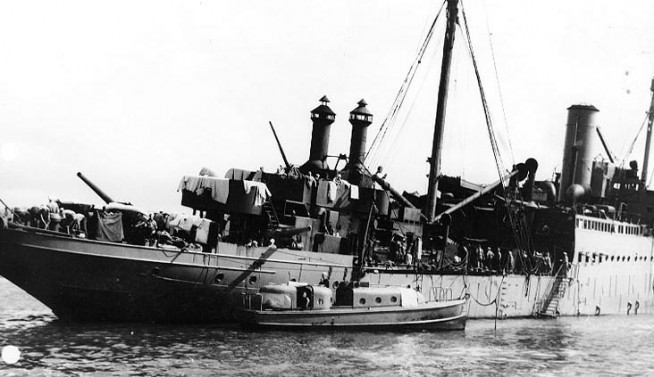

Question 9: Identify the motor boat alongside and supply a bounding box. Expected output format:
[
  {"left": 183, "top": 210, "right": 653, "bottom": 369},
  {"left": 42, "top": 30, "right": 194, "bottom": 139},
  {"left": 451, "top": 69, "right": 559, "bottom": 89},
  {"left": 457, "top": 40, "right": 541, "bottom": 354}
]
[{"left": 239, "top": 282, "right": 468, "bottom": 330}]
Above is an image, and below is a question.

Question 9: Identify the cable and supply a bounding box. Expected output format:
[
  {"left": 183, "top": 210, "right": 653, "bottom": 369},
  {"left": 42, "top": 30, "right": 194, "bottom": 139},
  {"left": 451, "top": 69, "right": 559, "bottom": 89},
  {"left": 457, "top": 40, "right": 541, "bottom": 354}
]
[{"left": 365, "top": 1, "right": 447, "bottom": 168}]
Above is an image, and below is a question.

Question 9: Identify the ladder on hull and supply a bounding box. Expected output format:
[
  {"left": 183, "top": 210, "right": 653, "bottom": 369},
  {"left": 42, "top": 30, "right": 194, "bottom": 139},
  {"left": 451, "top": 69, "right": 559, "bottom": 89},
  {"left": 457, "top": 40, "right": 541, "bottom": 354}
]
[{"left": 537, "top": 265, "right": 567, "bottom": 318}]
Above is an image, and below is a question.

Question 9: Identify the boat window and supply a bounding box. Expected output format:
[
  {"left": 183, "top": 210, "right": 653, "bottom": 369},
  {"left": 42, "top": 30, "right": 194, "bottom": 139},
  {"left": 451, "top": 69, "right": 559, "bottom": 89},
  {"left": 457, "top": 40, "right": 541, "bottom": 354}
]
[
  {"left": 375, "top": 297, "right": 382, "bottom": 304},
  {"left": 249, "top": 276, "right": 257, "bottom": 284},
  {"left": 318, "top": 298, "right": 324, "bottom": 305},
  {"left": 215, "top": 273, "right": 225, "bottom": 283},
  {"left": 391, "top": 296, "right": 398, "bottom": 303},
  {"left": 359, "top": 298, "right": 366, "bottom": 305},
  {"left": 611, "top": 255, "right": 615, "bottom": 262},
  {"left": 332, "top": 281, "right": 339, "bottom": 289}
]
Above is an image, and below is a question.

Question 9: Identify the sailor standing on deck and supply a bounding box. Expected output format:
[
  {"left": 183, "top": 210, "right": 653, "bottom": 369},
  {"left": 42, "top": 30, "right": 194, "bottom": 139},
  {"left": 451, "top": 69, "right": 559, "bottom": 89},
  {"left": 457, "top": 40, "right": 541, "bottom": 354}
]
[
  {"left": 319, "top": 272, "right": 330, "bottom": 288},
  {"left": 506, "top": 250, "right": 515, "bottom": 274},
  {"left": 485, "top": 247, "right": 495, "bottom": 272}
]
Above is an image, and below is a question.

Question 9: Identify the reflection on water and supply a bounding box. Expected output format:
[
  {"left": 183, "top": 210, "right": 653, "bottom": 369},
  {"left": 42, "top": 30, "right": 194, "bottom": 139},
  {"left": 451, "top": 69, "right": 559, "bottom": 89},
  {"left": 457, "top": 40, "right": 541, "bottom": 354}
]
[{"left": 1, "top": 278, "right": 652, "bottom": 376}]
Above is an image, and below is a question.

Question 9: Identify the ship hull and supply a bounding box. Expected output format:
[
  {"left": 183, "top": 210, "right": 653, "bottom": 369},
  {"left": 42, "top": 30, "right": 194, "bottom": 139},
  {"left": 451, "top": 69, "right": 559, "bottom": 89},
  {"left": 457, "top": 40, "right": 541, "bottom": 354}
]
[
  {"left": 1, "top": 221, "right": 653, "bottom": 322},
  {"left": 0, "top": 226, "right": 352, "bottom": 322}
]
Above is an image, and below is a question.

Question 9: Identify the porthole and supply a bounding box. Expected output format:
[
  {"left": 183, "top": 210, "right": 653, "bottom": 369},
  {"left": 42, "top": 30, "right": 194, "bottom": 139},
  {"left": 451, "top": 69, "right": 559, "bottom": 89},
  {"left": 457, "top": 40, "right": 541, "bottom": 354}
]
[
  {"left": 215, "top": 273, "right": 224, "bottom": 283},
  {"left": 375, "top": 297, "right": 382, "bottom": 304},
  {"left": 390, "top": 296, "right": 398, "bottom": 303},
  {"left": 359, "top": 298, "right": 366, "bottom": 305},
  {"left": 611, "top": 256, "right": 615, "bottom": 262},
  {"left": 318, "top": 298, "right": 324, "bottom": 305},
  {"left": 627, "top": 257, "right": 631, "bottom": 262},
  {"left": 332, "top": 281, "right": 340, "bottom": 289},
  {"left": 249, "top": 276, "right": 258, "bottom": 284}
]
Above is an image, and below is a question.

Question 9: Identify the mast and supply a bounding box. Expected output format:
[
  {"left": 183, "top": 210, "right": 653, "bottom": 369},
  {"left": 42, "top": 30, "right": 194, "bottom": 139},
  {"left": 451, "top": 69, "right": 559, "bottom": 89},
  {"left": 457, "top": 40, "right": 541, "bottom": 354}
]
[
  {"left": 426, "top": 0, "right": 459, "bottom": 222},
  {"left": 642, "top": 77, "right": 654, "bottom": 186}
]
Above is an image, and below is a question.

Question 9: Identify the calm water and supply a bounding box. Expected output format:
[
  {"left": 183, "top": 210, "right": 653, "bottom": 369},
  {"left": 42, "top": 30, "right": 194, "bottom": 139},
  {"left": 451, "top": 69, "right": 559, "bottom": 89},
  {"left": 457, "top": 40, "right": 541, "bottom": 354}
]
[{"left": 1, "top": 278, "right": 653, "bottom": 376}]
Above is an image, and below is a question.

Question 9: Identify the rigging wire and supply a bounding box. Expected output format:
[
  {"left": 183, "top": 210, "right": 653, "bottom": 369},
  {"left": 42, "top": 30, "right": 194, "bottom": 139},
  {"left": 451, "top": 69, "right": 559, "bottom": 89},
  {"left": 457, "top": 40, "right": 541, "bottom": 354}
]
[
  {"left": 365, "top": 0, "right": 447, "bottom": 168},
  {"left": 460, "top": 0, "right": 532, "bottom": 256},
  {"left": 621, "top": 113, "right": 648, "bottom": 165},
  {"left": 459, "top": 3, "right": 506, "bottom": 185},
  {"left": 482, "top": 0, "right": 515, "bottom": 165}
]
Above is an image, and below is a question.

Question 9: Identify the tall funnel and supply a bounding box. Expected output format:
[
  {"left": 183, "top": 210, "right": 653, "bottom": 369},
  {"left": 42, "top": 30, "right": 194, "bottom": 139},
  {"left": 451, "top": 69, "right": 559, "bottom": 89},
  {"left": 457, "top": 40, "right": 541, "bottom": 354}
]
[
  {"left": 559, "top": 104, "right": 600, "bottom": 202},
  {"left": 348, "top": 99, "right": 373, "bottom": 166},
  {"left": 300, "top": 96, "right": 336, "bottom": 174},
  {"left": 340, "top": 99, "right": 373, "bottom": 185}
]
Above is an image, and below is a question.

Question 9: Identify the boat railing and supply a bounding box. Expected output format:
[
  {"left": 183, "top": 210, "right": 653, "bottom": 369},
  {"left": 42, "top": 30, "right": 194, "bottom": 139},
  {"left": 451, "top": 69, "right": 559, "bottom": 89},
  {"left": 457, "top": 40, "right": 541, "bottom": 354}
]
[
  {"left": 242, "top": 292, "right": 263, "bottom": 311},
  {"left": 429, "top": 287, "right": 453, "bottom": 302}
]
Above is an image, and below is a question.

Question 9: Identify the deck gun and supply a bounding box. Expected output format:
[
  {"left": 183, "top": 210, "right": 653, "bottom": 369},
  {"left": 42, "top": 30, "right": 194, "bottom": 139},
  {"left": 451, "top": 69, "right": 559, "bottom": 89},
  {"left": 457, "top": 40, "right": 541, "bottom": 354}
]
[{"left": 76, "top": 172, "right": 115, "bottom": 204}]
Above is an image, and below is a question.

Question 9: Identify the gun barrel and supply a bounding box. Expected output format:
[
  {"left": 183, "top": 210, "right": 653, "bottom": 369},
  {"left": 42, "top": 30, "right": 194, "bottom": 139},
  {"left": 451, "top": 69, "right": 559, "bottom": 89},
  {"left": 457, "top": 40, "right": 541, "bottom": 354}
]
[
  {"left": 76, "top": 172, "right": 114, "bottom": 204},
  {"left": 266, "top": 225, "right": 312, "bottom": 238}
]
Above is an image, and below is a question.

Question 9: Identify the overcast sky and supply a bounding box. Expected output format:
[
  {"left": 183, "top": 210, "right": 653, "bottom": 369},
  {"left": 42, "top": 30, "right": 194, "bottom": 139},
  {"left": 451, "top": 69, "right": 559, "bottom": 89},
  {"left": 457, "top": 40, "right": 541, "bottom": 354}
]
[{"left": 1, "top": 0, "right": 654, "bottom": 212}]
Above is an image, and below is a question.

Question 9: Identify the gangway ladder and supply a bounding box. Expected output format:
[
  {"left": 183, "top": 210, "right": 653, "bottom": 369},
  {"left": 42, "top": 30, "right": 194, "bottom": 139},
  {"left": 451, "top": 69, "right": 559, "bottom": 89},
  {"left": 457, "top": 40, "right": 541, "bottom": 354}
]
[
  {"left": 537, "top": 265, "right": 567, "bottom": 318},
  {"left": 262, "top": 200, "right": 280, "bottom": 229}
]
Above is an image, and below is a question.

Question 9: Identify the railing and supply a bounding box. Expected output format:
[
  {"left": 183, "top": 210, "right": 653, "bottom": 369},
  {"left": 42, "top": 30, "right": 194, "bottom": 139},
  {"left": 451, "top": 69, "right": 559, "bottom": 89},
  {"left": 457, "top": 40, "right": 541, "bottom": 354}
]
[
  {"left": 242, "top": 292, "right": 263, "bottom": 311},
  {"left": 430, "top": 287, "right": 453, "bottom": 302}
]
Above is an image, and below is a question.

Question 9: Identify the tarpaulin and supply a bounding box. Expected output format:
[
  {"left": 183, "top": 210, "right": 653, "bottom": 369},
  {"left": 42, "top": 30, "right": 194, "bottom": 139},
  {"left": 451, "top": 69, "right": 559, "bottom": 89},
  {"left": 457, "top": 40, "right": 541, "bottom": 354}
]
[{"left": 97, "top": 211, "right": 124, "bottom": 242}]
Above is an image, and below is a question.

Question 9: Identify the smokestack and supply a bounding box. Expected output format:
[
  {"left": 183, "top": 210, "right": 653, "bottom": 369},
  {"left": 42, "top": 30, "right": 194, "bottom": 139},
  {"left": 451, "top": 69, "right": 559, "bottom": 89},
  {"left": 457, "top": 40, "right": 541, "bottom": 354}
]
[
  {"left": 559, "top": 104, "right": 600, "bottom": 202},
  {"left": 348, "top": 99, "right": 373, "bottom": 166},
  {"left": 300, "top": 96, "right": 336, "bottom": 174},
  {"left": 340, "top": 99, "right": 373, "bottom": 185}
]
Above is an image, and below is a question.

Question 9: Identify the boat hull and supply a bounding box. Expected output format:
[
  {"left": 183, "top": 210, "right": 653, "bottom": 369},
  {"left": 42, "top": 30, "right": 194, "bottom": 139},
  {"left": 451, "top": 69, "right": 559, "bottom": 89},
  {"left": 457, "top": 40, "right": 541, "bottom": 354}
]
[{"left": 240, "top": 299, "right": 467, "bottom": 330}]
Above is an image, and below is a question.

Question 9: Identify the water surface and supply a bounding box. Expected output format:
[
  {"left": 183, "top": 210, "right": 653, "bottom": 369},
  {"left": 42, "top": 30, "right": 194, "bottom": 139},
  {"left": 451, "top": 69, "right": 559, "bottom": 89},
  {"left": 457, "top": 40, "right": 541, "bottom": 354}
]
[{"left": 0, "top": 278, "right": 652, "bottom": 376}]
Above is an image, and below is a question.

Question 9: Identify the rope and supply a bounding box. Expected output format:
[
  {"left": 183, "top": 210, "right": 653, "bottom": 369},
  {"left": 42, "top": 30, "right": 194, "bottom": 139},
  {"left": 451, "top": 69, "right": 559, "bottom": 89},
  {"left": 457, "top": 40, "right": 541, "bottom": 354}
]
[
  {"left": 462, "top": 274, "right": 502, "bottom": 307},
  {"left": 620, "top": 113, "right": 648, "bottom": 164},
  {"left": 482, "top": 0, "right": 515, "bottom": 165},
  {"left": 365, "top": 0, "right": 447, "bottom": 168},
  {"left": 460, "top": 1, "right": 532, "bottom": 256}
]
